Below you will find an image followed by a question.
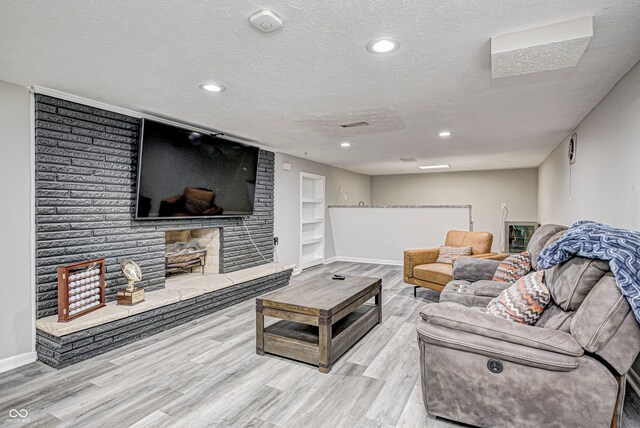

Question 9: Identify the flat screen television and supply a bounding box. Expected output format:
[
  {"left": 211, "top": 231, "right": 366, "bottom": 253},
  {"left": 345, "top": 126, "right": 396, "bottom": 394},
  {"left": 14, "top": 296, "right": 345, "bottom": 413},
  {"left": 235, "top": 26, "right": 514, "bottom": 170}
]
[{"left": 135, "top": 119, "right": 260, "bottom": 219}]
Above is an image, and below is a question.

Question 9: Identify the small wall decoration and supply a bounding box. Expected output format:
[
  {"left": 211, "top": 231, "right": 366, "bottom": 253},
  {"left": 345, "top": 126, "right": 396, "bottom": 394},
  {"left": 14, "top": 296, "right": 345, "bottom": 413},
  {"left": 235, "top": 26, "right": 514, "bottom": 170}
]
[
  {"left": 568, "top": 132, "right": 577, "bottom": 165},
  {"left": 57, "top": 258, "right": 106, "bottom": 322}
]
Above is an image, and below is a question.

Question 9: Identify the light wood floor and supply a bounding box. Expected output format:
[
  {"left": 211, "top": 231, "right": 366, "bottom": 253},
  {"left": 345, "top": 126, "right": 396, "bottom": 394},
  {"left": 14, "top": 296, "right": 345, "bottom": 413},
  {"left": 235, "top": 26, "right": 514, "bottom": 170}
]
[{"left": 1, "top": 262, "right": 639, "bottom": 427}]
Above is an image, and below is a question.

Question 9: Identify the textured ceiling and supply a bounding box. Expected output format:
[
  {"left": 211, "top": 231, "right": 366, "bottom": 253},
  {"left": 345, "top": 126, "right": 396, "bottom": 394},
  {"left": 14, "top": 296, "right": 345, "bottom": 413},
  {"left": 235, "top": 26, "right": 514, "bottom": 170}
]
[{"left": 1, "top": 0, "right": 639, "bottom": 175}]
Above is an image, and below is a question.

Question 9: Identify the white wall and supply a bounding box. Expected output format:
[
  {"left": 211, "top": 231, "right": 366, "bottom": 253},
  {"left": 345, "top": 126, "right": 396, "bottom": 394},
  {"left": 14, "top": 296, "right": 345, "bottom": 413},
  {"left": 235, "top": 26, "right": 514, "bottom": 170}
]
[
  {"left": 330, "top": 206, "right": 470, "bottom": 264},
  {"left": 538, "top": 60, "right": 640, "bottom": 377},
  {"left": 371, "top": 168, "right": 538, "bottom": 252},
  {"left": 274, "top": 153, "right": 371, "bottom": 269},
  {"left": 0, "top": 80, "right": 35, "bottom": 371},
  {"left": 538, "top": 60, "right": 640, "bottom": 230}
]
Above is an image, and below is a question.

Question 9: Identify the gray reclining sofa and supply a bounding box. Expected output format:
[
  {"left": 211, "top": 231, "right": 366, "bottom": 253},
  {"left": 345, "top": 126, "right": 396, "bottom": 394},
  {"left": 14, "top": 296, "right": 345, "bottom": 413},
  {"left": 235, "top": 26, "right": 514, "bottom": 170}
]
[{"left": 417, "top": 224, "right": 640, "bottom": 427}]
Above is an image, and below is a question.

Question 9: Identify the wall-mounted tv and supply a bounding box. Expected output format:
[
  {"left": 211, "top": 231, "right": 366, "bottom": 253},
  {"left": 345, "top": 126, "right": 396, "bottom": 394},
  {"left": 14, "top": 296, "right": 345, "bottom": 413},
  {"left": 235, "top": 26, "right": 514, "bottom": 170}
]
[{"left": 135, "top": 119, "right": 260, "bottom": 219}]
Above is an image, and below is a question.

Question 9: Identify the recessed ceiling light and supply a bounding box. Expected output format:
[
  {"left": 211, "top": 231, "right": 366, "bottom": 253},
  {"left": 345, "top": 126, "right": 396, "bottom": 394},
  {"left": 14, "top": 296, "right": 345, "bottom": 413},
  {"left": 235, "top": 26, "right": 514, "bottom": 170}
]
[
  {"left": 438, "top": 130, "right": 452, "bottom": 137},
  {"left": 366, "top": 38, "right": 401, "bottom": 54},
  {"left": 200, "top": 83, "right": 226, "bottom": 93},
  {"left": 340, "top": 142, "right": 351, "bottom": 148},
  {"left": 418, "top": 164, "right": 450, "bottom": 170}
]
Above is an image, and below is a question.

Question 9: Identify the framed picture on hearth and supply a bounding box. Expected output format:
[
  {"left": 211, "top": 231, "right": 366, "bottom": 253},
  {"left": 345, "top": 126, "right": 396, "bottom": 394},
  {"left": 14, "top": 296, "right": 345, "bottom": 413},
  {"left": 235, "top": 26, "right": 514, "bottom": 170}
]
[{"left": 57, "top": 258, "right": 106, "bottom": 322}]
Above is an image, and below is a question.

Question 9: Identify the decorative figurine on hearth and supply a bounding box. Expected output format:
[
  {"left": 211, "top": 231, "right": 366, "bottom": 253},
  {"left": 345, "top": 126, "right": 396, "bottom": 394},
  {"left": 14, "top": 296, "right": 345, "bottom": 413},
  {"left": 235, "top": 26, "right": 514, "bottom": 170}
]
[{"left": 117, "top": 260, "right": 145, "bottom": 305}]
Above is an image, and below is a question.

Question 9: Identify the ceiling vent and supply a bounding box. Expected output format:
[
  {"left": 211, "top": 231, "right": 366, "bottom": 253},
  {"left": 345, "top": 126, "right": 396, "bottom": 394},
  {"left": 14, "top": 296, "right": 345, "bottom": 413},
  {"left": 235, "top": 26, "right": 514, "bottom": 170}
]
[
  {"left": 339, "top": 121, "right": 369, "bottom": 128},
  {"left": 400, "top": 157, "right": 417, "bottom": 163},
  {"left": 296, "top": 109, "right": 404, "bottom": 136}
]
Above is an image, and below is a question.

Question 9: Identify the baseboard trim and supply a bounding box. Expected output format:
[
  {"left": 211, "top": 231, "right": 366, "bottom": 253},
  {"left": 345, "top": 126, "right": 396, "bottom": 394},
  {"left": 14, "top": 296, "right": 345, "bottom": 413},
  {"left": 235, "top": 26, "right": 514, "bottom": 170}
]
[
  {"left": 628, "top": 368, "right": 640, "bottom": 394},
  {"left": 0, "top": 352, "right": 37, "bottom": 374},
  {"left": 334, "top": 256, "right": 403, "bottom": 266},
  {"left": 292, "top": 267, "right": 302, "bottom": 276},
  {"left": 323, "top": 257, "right": 337, "bottom": 265}
]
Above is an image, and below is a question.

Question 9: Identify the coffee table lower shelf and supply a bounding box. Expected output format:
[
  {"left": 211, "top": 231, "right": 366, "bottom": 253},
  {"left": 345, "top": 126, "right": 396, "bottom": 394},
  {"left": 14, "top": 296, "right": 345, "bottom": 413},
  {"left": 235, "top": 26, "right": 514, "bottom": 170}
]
[{"left": 261, "top": 304, "right": 379, "bottom": 372}]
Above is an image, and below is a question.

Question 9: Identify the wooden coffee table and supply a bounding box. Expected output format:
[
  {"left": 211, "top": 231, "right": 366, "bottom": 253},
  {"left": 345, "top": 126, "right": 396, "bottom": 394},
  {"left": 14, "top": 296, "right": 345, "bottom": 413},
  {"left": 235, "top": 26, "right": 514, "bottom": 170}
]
[{"left": 256, "top": 275, "right": 382, "bottom": 373}]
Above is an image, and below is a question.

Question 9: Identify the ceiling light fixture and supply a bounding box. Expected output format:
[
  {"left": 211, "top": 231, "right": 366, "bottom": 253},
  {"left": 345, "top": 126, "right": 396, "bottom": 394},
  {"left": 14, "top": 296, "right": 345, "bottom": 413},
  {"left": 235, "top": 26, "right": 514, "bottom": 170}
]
[
  {"left": 418, "top": 164, "right": 450, "bottom": 170},
  {"left": 366, "top": 38, "right": 401, "bottom": 54},
  {"left": 438, "top": 130, "right": 452, "bottom": 137},
  {"left": 200, "top": 83, "right": 226, "bottom": 93},
  {"left": 340, "top": 142, "right": 351, "bottom": 148}
]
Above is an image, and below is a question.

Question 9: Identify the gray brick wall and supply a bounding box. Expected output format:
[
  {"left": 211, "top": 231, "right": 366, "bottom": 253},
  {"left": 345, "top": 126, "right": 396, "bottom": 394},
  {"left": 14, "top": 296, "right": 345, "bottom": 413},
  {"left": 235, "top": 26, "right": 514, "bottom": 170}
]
[{"left": 35, "top": 95, "right": 274, "bottom": 318}]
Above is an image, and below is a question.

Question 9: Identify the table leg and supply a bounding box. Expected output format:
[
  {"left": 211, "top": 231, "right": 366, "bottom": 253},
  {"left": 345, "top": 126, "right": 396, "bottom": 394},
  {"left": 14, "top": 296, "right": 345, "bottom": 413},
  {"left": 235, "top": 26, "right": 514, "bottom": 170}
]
[
  {"left": 319, "top": 314, "right": 333, "bottom": 373},
  {"left": 256, "top": 301, "right": 264, "bottom": 356},
  {"left": 375, "top": 283, "right": 383, "bottom": 324}
]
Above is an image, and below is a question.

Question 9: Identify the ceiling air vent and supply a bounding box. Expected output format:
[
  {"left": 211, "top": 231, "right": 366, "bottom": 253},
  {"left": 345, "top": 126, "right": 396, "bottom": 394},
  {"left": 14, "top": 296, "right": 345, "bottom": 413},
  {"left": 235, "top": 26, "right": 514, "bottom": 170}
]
[
  {"left": 339, "top": 121, "right": 369, "bottom": 128},
  {"left": 400, "top": 157, "right": 417, "bottom": 163}
]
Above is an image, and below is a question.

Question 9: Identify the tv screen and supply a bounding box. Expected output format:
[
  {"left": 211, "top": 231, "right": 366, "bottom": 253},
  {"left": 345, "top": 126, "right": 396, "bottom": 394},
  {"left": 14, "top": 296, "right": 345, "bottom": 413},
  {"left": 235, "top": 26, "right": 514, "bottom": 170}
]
[{"left": 135, "top": 119, "right": 260, "bottom": 219}]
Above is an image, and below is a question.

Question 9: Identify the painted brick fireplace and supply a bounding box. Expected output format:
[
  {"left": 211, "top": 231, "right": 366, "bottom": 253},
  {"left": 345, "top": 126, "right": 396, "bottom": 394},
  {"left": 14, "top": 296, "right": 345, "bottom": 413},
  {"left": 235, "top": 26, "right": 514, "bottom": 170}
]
[{"left": 34, "top": 95, "right": 276, "bottom": 319}]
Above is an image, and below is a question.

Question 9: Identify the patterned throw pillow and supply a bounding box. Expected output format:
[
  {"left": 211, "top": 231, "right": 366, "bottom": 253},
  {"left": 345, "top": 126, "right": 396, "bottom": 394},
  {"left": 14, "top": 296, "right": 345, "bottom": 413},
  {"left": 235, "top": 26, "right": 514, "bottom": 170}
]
[
  {"left": 436, "top": 246, "right": 473, "bottom": 264},
  {"left": 493, "top": 251, "right": 532, "bottom": 283},
  {"left": 486, "top": 270, "right": 550, "bottom": 325}
]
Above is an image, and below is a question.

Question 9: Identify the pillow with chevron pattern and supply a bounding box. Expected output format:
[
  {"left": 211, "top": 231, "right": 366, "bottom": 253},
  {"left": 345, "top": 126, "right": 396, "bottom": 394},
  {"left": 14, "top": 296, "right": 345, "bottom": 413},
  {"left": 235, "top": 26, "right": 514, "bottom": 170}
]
[
  {"left": 492, "top": 251, "right": 531, "bottom": 283},
  {"left": 486, "top": 270, "right": 550, "bottom": 325}
]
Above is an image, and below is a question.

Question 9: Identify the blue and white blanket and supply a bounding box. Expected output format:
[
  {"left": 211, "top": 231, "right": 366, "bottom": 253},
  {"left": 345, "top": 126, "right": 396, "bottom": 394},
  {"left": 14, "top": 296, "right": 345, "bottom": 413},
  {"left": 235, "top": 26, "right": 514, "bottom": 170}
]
[{"left": 537, "top": 220, "right": 640, "bottom": 324}]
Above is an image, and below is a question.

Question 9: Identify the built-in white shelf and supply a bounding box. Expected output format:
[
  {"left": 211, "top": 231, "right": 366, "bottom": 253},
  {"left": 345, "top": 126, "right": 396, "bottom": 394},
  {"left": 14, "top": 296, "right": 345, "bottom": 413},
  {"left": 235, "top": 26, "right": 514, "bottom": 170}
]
[
  {"left": 301, "top": 218, "right": 323, "bottom": 225},
  {"left": 300, "top": 172, "right": 325, "bottom": 270},
  {"left": 302, "top": 237, "right": 324, "bottom": 245}
]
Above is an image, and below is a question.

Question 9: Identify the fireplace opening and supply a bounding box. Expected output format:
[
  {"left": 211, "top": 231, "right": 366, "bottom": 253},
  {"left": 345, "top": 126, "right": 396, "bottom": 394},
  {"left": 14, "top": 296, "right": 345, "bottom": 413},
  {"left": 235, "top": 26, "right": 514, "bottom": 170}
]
[{"left": 165, "top": 228, "right": 220, "bottom": 276}]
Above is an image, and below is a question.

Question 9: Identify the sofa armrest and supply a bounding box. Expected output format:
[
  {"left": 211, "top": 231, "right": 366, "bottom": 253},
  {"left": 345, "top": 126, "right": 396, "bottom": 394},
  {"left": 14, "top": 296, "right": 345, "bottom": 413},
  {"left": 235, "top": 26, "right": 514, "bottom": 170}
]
[
  {"left": 417, "top": 321, "right": 581, "bottom": 372},
  {"left": 420, "top": 302, "right": 584, "bottom": 357},
  {"left": 452, "top": 257, "right": 502, "bottom": 282},
  {"left": 404, "top": 247, "right": 439, "bottom": 281}
]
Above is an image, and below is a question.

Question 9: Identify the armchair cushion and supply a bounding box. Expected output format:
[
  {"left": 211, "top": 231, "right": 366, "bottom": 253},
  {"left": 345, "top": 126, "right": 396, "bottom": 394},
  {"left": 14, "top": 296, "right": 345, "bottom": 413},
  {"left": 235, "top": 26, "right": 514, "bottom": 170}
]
[
  {"left": 486, "top": 271, "right": 550, "bottom": 325},
  {"left": 492, "top": 251, "right": 531, "bottom": 283},
  {"left": 435, "top": 245, "right": 472, "bottom": 264},
  {"left": 445, "top": 230, "right": 493, "bottom": 255},
  {"left": 413, "top": 263, "right": 452, "bottom": 286},
  {"left": 420, "top": 301, "right": 584, "bottom": 357},
  {"left": 452, "top": 257, "right": 502, "bottom": 282}
]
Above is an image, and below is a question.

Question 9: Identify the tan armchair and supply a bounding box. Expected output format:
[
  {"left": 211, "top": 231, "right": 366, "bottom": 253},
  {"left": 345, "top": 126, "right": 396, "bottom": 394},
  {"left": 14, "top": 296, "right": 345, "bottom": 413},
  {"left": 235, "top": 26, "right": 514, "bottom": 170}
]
[{"left": 404, "top": 230, "right": 507, "bottom": 295}]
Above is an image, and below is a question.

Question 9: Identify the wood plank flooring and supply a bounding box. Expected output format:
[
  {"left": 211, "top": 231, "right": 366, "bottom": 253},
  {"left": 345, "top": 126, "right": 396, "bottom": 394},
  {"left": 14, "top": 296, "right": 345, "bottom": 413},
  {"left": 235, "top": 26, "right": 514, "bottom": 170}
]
[{"left": 1, "top": 262, "right": 639, "bottom": 427}]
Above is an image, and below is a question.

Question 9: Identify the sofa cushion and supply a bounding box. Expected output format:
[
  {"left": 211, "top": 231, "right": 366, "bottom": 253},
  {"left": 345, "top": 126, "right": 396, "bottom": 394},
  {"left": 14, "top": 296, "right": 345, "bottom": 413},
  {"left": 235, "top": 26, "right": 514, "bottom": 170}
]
[
  {"left": 527, "top": 224, "right": 567, "bottom": 270},
  {"left": 534, "top": 302, "right": 573, "bottom": 333},
  {"left": 571, "top": 273, "right": 631, "bottom": 353},
  {"left": 492, "top": 251, "right": 531, "bottom": 283},
  {"left": 413, "top": 263, "right": 453, "bottom": 285},
  {"left": 452, "top": 257, "right": 503, "bottom": 282},
  {"left": 544, "top": 257, "right": 609, "bottom": 311},
  {"left": 436, "top": 246, "right": 472, "bottom": 264},
  {"left": 486, "top": 271, "right": 550, "bottom": 325}
]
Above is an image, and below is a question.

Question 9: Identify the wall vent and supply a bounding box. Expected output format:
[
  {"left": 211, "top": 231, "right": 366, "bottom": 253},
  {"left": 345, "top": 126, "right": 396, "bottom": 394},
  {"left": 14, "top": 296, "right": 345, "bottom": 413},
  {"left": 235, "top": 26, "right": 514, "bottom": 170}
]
[{"left": 339, "top": 121, "right": 369, "bottom": 128}]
